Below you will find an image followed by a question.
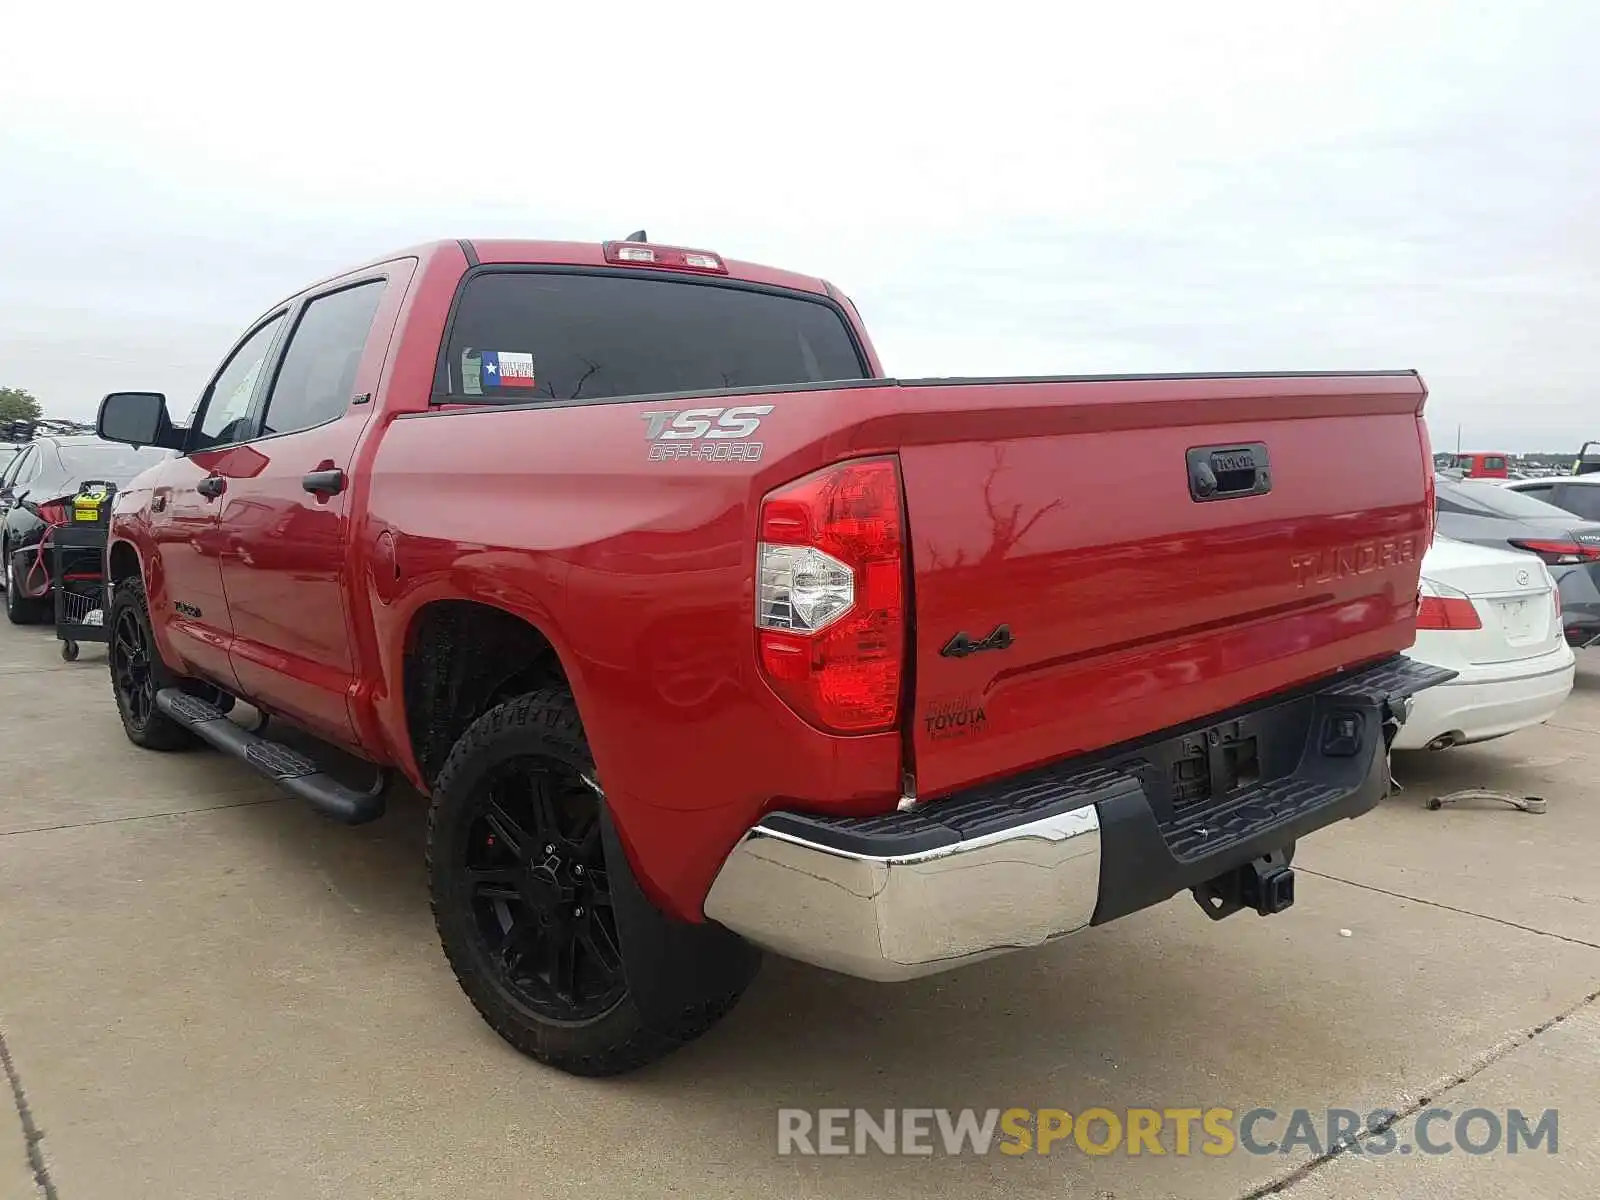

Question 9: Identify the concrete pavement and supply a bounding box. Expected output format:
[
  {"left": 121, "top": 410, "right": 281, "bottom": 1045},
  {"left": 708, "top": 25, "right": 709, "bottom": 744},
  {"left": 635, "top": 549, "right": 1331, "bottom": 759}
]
[
  {"left": 1278, "top": 1002, "right": 1600, "bottom": 1199},
  {"left": 1, "top": 619, "right": 1596, "bottom": 1198}
]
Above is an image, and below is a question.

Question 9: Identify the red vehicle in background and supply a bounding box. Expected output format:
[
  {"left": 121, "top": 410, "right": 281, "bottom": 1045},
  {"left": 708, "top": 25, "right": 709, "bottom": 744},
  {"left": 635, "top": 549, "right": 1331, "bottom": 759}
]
[
  {"left": 93, "top": 235, "right": 1448, "bottom": 1075},
  {"left": 1443, "top": 451, "right": 1512, "bottom": 479}
]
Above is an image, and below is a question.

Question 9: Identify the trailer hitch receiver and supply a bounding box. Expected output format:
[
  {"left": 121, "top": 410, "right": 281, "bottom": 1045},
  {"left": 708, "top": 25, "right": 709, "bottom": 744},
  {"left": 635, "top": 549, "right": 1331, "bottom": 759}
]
[{"left": 1193, "top": 850, "right": 1296, "bottom": 920}]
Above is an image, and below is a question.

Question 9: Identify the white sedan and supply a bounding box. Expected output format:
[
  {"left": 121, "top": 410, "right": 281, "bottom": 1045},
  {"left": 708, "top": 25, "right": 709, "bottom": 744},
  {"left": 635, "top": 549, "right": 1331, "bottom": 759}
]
[{"left": 1393, "top": 537, "right": 1576, "bottom": 751}]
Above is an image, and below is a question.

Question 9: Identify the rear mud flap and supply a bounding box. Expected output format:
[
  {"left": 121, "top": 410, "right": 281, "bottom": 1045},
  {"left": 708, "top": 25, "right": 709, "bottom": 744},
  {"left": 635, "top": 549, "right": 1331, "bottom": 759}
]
[{"left": 601, "top": 808, "right": 762, "bottom": 1035}]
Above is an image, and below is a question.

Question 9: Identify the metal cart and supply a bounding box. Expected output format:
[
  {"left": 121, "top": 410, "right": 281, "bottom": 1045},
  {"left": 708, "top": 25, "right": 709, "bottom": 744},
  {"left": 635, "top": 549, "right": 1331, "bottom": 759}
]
[{"left": 51, "top": 485, "right": 115, "bottom": 662}]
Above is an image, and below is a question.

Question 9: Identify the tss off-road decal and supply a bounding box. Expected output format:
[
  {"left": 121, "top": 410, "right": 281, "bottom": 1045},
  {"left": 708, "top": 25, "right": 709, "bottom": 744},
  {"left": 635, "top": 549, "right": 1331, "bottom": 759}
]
[{"left": 642, "top": 405, "right": 774, "bottom": 462}]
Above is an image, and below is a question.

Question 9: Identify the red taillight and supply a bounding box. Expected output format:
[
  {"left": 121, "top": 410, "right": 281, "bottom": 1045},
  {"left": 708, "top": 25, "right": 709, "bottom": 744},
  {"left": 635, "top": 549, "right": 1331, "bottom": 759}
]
[
  {"left": 755, "top": 457, "right": 905, "bottom": 734},
  {"left": 1417, "top": 595, "right": 1482, "bottom": 631},
  {"left": 1509, "top": 539, "right": 1598, "bottom": 566},
  {"left": 602, "top": 240, "right": 728, "bottom": 274}
]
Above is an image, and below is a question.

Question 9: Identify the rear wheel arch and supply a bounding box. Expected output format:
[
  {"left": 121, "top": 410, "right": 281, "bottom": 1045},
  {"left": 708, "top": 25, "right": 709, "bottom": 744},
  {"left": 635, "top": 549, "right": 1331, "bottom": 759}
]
[{"left": 400, "top": 599, "right": 585, "bottom": 790}]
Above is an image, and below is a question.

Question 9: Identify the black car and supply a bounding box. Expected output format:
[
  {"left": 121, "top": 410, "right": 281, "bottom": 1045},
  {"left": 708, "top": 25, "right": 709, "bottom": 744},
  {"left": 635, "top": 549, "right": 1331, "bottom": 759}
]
[
  {"left": 0, "top": 436, "right": 170, "bottom": 624},
  {"left": 1435, "top": 475, "right": 1600, "bottom": 648}
]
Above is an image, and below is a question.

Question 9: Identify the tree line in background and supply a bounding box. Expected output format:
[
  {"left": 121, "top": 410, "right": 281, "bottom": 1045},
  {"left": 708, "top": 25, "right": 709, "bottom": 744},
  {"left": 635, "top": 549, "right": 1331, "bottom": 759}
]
[
  {"left": 1, "top": 388, "right": 97, "bottom": 440},
  {"left": 0, "top": 386, "right": 43, "bottom": 426}
]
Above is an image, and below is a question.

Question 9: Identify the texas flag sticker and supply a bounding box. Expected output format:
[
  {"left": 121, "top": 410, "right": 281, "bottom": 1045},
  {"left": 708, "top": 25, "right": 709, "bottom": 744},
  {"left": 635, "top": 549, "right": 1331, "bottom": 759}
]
[{"left": 482, "top": 350, "right": 536, "bottom": 389}]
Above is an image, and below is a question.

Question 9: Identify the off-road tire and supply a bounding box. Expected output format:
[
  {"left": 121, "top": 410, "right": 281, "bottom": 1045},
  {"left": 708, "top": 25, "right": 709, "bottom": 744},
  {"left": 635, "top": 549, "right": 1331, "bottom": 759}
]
[
  {"left": 107, "top": 577, "right": 196, "bottom": 750},
  {"left": 427, "top": 688, "right": 754, "bottom": 1076}
]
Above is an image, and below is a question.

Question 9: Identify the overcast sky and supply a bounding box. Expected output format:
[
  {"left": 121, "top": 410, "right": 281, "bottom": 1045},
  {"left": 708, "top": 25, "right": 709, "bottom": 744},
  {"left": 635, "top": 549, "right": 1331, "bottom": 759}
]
[{"left": 2, "top": 1, "right": 1595, "bottom": 451}]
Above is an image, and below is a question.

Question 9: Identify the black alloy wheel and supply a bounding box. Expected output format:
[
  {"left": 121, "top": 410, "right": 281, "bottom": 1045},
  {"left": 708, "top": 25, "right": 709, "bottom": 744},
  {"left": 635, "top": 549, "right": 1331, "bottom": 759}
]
[
  {"left": 429, "top": 687, "right": 758, "bottom": 1075},
  {"left": 458, "top": 756, "right": 626, "bottom": 1022},
  {"left": 105, "top": 577, "right": 194, "bottom": 750},
  {"left": 111, "top": 604, "right": 154, "bottom": 730}
]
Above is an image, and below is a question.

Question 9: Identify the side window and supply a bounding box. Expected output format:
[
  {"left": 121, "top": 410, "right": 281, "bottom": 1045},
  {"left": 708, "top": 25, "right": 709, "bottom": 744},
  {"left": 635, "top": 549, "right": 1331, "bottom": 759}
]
[
  {"left": 1, "top": 447, "right": 30, "bottom": 491},
  {"left": 1516, "top": 483, "right": 1553, "bottom": 499},
  {"left": 1556, "top": 485, "right": 1600, "bottom": 521},
  {"left": 14, "top": 446, "right": 40, "bottom": 487},
  {"left": 195, "top": 315, "right": 287, "bottom": 450},
  {"left": 1483, "top": 456, "right": 1506, "bottom": 471},
  {"left": 259, "top": 281, "right": 386, "bottom": 437}
]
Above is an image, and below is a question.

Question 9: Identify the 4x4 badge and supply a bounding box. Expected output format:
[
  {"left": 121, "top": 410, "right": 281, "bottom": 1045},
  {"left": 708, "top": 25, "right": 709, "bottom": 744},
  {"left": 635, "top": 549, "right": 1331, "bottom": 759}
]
[{"left": 940, "top": 624, "right": 1013, "bottom": 659}]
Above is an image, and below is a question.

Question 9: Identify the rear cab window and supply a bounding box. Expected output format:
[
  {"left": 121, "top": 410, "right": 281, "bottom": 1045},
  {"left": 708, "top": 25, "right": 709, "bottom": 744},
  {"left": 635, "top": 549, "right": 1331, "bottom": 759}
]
[{"left": 434, "top": 271, "right": 868, "bottom": 403}]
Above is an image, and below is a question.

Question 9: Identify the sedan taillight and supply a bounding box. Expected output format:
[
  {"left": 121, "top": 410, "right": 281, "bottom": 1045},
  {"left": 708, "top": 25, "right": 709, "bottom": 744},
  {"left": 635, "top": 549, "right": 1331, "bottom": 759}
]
[
  {"left": 1417, "top": 594, "right": 1483, "bottom": 631},
  {"left": 1509, "top": 538, "right": 1600, "bottom": 566}
]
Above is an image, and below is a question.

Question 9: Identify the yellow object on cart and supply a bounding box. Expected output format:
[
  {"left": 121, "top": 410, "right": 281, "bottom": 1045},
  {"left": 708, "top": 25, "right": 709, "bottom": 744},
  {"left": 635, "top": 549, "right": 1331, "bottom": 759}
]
[{"left": 71, "top": 483, "right": 111, "bottom": 525}]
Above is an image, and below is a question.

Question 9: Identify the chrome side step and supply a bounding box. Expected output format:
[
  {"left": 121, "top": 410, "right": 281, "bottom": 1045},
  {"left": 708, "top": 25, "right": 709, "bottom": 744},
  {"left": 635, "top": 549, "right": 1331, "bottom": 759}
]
[{"left": 154, "top": 688, "right": 388, "bottom": 824}]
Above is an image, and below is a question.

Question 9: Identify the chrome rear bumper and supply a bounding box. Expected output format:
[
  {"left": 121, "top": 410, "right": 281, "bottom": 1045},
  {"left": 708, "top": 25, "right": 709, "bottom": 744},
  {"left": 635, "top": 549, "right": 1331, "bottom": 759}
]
[
  {"left": 702, "top": 655, "right": 1456, "bottom": 982},
  {"left": 702, "top": 806, "right": 1102, "bottom": 982}
]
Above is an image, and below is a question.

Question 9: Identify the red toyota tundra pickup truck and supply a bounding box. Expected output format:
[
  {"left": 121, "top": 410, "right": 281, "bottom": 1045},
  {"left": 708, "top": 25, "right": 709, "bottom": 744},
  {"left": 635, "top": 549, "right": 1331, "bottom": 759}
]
[{"left": 96, "top": 236, "right": 1448, "bottom": 1075}]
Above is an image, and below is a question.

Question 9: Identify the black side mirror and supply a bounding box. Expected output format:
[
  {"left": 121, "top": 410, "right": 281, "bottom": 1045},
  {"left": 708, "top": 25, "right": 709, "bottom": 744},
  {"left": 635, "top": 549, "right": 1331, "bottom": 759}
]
[{"left": 98, "top": 391, "right": 183, "bottom": 450}]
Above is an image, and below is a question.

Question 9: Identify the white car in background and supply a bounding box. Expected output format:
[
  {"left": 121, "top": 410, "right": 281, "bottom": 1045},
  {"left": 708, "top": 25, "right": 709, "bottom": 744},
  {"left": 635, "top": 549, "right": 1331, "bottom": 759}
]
[{"left": 1394, "top": 537, "right": 1576, "bottom": 751}]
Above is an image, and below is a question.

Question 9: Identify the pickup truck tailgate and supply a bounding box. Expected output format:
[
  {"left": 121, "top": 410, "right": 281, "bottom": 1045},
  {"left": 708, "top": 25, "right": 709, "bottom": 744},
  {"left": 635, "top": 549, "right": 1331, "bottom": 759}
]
[{"left": 897, "top": 373, "right": 1431, "bottom": 798}]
